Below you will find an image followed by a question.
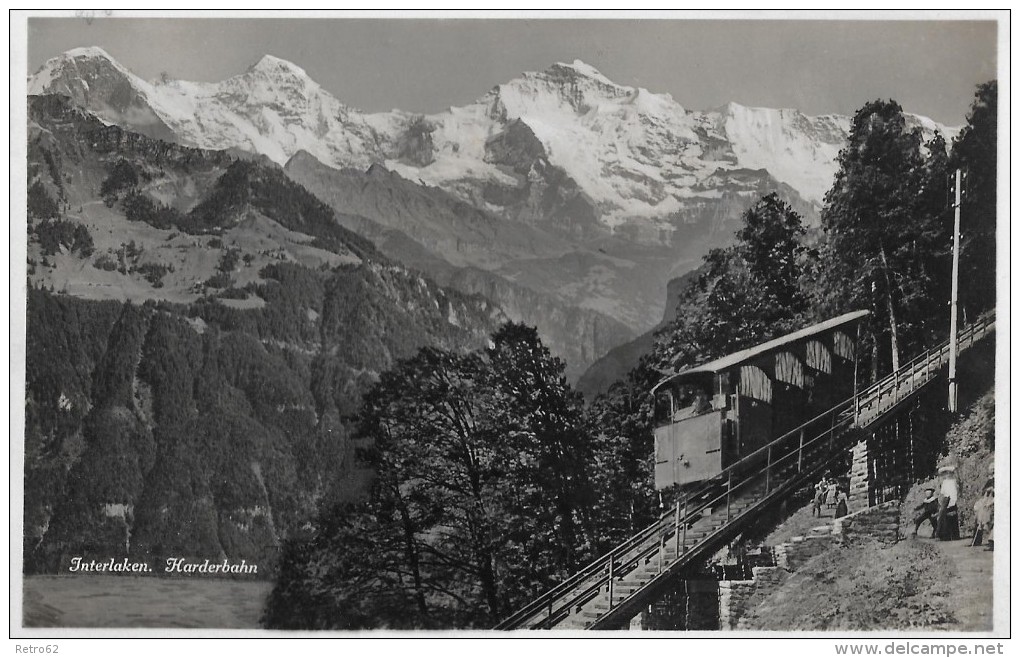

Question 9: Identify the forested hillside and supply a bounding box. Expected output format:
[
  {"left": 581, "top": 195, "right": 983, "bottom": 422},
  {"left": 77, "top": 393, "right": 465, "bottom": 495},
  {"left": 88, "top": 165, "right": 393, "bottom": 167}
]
[{"left": 24, "top": 95, "right": 505, "bottom": 574}]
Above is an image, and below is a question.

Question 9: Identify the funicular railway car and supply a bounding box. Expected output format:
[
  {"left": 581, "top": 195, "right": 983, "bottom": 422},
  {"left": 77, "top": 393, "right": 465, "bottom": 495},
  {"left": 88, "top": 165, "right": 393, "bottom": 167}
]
[{"left": 651, "top": 311, "right": 868, "bottom": 490}]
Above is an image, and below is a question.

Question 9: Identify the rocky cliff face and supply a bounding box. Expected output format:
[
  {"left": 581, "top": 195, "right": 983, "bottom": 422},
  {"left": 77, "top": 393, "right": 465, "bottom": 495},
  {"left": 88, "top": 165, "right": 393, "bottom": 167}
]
[
  {"left": 28, "top": 47, "right": 177, "bottom": 143},
  {"left": 442, "top": 266, "right": 633, "bottom": 382},
  {"left": 283, "top": 151, "right": 634, "bottom": 379}
]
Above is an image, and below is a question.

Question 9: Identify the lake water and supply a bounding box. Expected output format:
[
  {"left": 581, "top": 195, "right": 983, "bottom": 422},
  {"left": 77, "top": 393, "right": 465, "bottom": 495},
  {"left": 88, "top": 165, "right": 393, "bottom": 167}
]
[{"left": 23, "top": 575, "right": 273, "bottom": 629}]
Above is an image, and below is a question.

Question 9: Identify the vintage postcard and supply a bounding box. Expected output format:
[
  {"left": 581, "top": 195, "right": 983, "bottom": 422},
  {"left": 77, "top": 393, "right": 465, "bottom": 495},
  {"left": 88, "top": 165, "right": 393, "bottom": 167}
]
[{"left": 10, "top": 10, "right": 1008, "bottom": 645}]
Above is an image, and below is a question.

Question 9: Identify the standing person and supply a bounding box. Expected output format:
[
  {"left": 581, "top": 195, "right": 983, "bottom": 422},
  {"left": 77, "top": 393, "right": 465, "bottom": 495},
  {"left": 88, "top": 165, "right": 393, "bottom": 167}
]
[
  {"left": 981, "top": 463, "right": 994, "bottom": 551},
  {"left": 972, "top": 486, "right": 994, "bottom": 548},
  {"left": 912, "top": 487, "right": 939, "bottom": 537},
  {"left": 812, "top": 479, "right": 826, "bottom": 517},
  {"left": 834, "top": 486, "right": 850, "bottom": 519},
  {"left": 826, "top": 478, "right": 838, "bottom": 511},
  {"left": 936, "top": 466, "right": 960, "bottom": 541}
]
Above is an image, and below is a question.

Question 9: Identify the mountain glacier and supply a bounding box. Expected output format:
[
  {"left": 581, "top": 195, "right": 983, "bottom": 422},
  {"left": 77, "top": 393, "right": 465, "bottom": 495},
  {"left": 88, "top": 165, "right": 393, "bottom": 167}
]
[
  {"left": 28, "top": 48, "right": 958, "bottom": 335},
  {"left": 29, "top": 49, "right": 956, "bottom": 230}
]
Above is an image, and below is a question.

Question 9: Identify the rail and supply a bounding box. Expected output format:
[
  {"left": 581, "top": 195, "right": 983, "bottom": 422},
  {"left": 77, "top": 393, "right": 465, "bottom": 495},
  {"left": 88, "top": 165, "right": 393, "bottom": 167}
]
[
  {"left": 855, "top": 311, "right": 995, "bottom": 427},
  {"left": 494, "top": 311, "right": 995, "bottom": 630},
  {"left": 495, "top": 397, "right": 854, "bottom": 630}
]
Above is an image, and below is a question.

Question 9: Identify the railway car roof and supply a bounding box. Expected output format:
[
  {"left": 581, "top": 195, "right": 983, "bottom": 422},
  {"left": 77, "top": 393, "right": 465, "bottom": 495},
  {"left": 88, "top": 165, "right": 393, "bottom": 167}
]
[{"left": 652, "top": 310, "right": 869, "bottom": 394}]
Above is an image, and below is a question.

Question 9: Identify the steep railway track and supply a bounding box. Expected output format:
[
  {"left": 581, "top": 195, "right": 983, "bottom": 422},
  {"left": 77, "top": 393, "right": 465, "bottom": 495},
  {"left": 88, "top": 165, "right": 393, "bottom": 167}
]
[{"left": 495, "top": 313, "right": 994, "bottom": 630}]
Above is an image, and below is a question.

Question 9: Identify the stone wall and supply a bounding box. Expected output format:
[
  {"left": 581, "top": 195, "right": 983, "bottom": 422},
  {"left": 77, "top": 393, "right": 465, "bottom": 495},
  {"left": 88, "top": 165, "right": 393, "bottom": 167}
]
[
  {"left": 834, "top": 500, "right": 901, "bottom": 543},
  {"left": 849, "top": 438, "right": 872, "bottom": 509},
  {"left": 775, "top": 529, "right": 838, "bottom": 572},
  {"left": 718, "top": 565, "right": 782, "bottom": 630},
  {"left": 719, "top": 502, "right": 901, "bottom": 629},
  {"left": 719, "top": 527, "right": 835, "bottom": 630}
]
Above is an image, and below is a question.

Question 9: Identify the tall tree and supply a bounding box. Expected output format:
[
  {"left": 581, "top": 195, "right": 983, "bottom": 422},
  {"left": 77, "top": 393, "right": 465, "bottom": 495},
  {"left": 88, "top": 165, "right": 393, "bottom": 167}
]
[
  {"left": 265, "top": 323, "right": 591, "bottom": 629},
  {"left": 358, "top": 346, "right": 495, "bottom": 627},
  {"left": 951, "top": 81, "right": 997, "bottom": 317},
  {"left": 736, "top": 192, "right": 808, "bottom": 319},
  {"left": 820, "top": 100, "right": 948, "bottom": 376},
  {"left": 481, "top": 323, "right": 591, "bottom": 598}
]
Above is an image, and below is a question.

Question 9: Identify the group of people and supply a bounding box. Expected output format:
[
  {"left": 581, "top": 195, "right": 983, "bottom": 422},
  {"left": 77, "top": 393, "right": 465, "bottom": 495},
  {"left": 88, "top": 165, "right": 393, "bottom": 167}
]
[
  {"left": 912, "top": 465, "right": 960, "bottom": 540},
  {"left": 811, "top": 476, "right": 849, "bottom": 519},
  {"left": 911, "top": 463, "right": 993, "bottom": 549}
]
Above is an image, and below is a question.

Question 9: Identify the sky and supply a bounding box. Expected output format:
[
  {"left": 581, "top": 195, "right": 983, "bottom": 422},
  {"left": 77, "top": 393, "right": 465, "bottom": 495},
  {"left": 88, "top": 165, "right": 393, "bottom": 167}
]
[{"left": 26, "top": 14, "right": 999, "bottom": 126}]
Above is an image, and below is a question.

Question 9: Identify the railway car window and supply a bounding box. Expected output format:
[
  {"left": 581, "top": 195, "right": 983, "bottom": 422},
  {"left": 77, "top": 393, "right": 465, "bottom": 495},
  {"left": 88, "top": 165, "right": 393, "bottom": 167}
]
[
  {"left": 775, "top": 351, "right": 805, "bottom": 388},
  {"left": 671, "top": 382, "right": 712, "bottom": 420},
  {"left": 806, "top": 340, "right": 832, "bottom": 374},
  {"left": 738, "top": 365, "right": 772, "bottom": 403},
  {"left": 833, "top": 331, "right": 855, "bottom": 361},
  {"left": 654, "top": 390, "right": 673, "bottom": 424}
]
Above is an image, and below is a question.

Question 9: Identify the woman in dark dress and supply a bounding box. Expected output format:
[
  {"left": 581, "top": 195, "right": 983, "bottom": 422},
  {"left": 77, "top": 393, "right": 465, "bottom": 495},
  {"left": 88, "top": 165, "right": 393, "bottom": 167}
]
[{"left": 834, "top": 487, "right": 849, "bottom": 519}]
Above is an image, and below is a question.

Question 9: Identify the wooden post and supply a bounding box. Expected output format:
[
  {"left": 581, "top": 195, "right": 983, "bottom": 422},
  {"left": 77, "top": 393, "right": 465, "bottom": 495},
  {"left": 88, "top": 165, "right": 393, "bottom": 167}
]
[
  {"left": 948, "top": 168, "right": 962, "bottom": 413},
  {"left": 797, "top": 429, "right": 805, "bottom": 472},
  {"left": 853, "top": 321, "right": 862, "bottom": 424},
  {"left": 681, "top": 496, "right": 688, "bottom": 554},
  {"left": 877, "top": 375, "right": 883, "bottom": 415},
  {"left": 726, "top": 471, "right": 732, "bottom": 523},
  {"left": 674, "top": 498, "right": 681, "bottom": 555},
  {"left": 608, "top": 555, "right": 615, "bottom": 609}
]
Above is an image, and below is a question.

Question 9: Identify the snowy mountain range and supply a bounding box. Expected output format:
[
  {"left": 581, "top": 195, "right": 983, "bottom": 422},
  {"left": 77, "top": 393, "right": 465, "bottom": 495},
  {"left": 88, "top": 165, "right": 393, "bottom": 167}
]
[{"left": 28, "top": 47, "right": 957, "bottom": 337}]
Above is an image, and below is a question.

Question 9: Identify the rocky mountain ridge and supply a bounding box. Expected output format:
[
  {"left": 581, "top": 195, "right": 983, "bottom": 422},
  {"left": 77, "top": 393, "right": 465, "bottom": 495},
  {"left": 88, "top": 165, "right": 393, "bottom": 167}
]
[
  {"left": 30, "top": 49, "right": 956, "bottom": 233},
  {"left": 30, "top": 49, "right": 958, "bottom": 336}
]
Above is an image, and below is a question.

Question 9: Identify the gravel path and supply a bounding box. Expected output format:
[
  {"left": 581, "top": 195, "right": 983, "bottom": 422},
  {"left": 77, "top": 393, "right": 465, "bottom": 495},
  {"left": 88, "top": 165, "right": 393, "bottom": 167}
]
[{"left": 927, "top": 536, "right": 994, "bottom": 631}]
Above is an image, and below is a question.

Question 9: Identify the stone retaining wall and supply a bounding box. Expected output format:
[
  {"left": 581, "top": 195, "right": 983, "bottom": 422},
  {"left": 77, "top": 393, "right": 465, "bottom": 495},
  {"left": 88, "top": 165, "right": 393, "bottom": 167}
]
[
  {"left": 718, "top": 565, "right": 782, "bottom": 630},
  {"left": 718, "top": 501, "right": 901, "bottom": 629},
  {"left": 835, "top": 500, "right": 901, "bottom": 543},
  {"left": 849, "top": 438, "right": 872, "bottom": 509}
]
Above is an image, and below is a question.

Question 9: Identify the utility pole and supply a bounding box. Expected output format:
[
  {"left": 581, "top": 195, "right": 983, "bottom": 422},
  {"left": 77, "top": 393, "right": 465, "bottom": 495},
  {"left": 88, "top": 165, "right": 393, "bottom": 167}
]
[{"left": 948, "top": 169, "right": 962, "bottom": 413}]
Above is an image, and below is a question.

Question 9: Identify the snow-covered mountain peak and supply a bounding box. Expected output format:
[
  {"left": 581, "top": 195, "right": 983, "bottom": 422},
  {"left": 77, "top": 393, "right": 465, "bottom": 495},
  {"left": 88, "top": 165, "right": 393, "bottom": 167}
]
[
  {"left": 487, "top": 60, "right": 637, "bottom": 121},
  {"left": 28, "top": 46, "right": 137, "bottom": 95},
  {"left": 230, "top": 54, "right": 321, "bottom": 98},
  {"left": 28, "top": 47, "right": 958, "bottom": 238},
  {"left": 247, "top": 54, "right": 311, "bottom": 78},
  {"left": 551, "top": 59, "right": 616, "bottom": 85},
  {"left": 61, "top": 45, "right": 117, "bottom": 61}
]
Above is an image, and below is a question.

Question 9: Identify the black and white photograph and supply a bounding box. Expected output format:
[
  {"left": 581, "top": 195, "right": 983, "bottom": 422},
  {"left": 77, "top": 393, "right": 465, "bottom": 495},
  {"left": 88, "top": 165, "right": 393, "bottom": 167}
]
[{"left": 10, "top": 10, "right": 1007, "bottom": 642}]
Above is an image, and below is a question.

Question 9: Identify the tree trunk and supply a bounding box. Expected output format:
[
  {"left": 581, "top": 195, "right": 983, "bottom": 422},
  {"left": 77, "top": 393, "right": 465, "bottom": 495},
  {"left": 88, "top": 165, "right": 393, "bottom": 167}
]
[
  {"left": 465, "top": 455, "right": 501, "bottom": 621},
  {"left": 396, "top": 497, "right": 429, "bottom": 625},
  {"left": 879, "top": 246, "right": 900, "bottom": 372}
]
